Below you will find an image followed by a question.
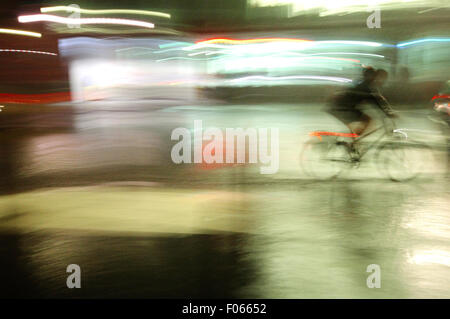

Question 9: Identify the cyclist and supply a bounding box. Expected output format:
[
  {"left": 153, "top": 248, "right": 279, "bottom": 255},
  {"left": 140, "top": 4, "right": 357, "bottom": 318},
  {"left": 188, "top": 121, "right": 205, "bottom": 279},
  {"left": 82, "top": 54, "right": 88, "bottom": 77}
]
[
  {"left": 328, "top": 67, "right": 395, "bottom": 138},
  {"left": 327, "top": 67, "right": 397, "bottom": 159}
]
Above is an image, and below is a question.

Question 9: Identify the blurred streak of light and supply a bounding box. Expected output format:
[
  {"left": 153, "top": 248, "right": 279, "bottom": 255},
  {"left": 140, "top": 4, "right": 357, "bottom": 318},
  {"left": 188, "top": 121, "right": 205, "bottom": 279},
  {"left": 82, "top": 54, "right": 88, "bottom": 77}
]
[
  {"left": 316, "top": 1, "right": 446, "bottom": 17},
  {"left": 196, "top": 38, "right": 312, "bottom": 45},
  {"left": 394, "top": 128, "right": 444, "bottom": 137},
  {"left": 393, "top": 129, "right": 408, "bottom": 139},
  {"left": 397, "top": 38, "right": 450, "bottom": 47},
  {"left": 154, "top": 80, "right": 192, "bottom": 86},
  {"left": 0, "top": 28, "right": 41, "bottom": 38},
  {"left": 116, "top": 47, "right": 155, "bottom": 52},
  {"left": 115, "top": 47, "right": 158, "bottom": 57},
  {"left": 418, "top": 5, "right": 450, "bottom": 14},
  {"left": 154, "top": 50, "right": 360, "bottom": 61},
  {"left": 207, "top": 55, "right": 362, "bottom": 72},
  {"left": 309, "top": 131, "right": 359, "bottom": 141},
  {"left": 432, "top": 94, "right": 450, "bottom": 101},
  {"left": 408, "top": 250, "right": 450, "bottom": 266},
  {"left": 188, "top": 39, "right": 387, "bottom": 52},
  {"left": 0, "top": 92, "right": 70, "bottom": 104},
  {"left": 156, "top": 56, "right": 221, "bottom": 62},
  {"left": 59, "top": 37, "right": 192, "bottom": 56},
  {"left": 156, "top": 46, "right": 203, "bottom": 53},
  {"left": 190, "top": 50, "right": 382, "bottom": 60},
  {"left": 308, "top": 52, "right": 385, "bottom": 59},
  {"left": 0, "top": 49, "right": 57, "bottom": 56},
  {"left": 205, "top": 52, "right": 223, "bottom": 56},
  {"left": 40, "top": 6, "right": 171, "bottom": 19},
  {"left": 188, "top": 51, "right": 216, "bottom": 56},
  {"left": 230, "top": 55, "right": 362, "bottom": 64},
  {"left": 188, "top": 40, "right": 312, "bottom": 52},
  {"left": 159, "top": 42, "right": 193, "bottom": 49},
  {"left": 18, "top": 14, "right": 155, "bottom": 29},
  {"left": 250, "top": 0, "right": 447, "bottom": 16},
  {"left": 123, "top": 51, "right": 163, "bottom": 58},
  {"left": 228, "top": 75, "right": 352, "bottom": 83},
  {"left": 182, "top": 44, "right": 229, "bottom": 52},
  {"left": 278, "top": 56, "right": 361, "bottom": 63},
  {"left": 316, "top": 40, "right": 384, "bottom": 47}
]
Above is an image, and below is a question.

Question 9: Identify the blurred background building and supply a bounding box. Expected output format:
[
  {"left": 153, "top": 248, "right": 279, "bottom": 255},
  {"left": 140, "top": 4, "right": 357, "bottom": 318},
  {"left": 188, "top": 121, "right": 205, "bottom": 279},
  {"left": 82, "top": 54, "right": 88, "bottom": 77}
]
[{"left": 0, "top": 0, "right": 448, "bottom": 105}]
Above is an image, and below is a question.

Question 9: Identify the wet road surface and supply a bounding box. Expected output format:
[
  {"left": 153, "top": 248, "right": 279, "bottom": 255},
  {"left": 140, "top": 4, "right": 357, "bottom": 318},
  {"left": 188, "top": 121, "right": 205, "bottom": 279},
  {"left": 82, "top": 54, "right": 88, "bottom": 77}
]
[{"left": 0, "top": 102, "right": 448, "bottom": 298}]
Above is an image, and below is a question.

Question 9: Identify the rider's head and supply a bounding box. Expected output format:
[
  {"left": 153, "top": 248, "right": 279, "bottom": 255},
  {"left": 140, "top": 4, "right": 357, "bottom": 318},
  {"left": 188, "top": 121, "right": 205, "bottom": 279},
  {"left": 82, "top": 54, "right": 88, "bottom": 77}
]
[
  {"left": 362, "top": 66, "right": 376, "bottom": 83},
  {"left": 374, "top": 69, "right": 388, "bottom": 87}
]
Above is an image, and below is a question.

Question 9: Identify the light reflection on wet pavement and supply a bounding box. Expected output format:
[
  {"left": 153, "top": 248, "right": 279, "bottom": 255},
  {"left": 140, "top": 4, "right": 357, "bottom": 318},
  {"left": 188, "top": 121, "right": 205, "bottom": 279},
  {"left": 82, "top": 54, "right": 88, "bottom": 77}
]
[{"left": 0, "top": 103, "right": 448, "bottom": 298}]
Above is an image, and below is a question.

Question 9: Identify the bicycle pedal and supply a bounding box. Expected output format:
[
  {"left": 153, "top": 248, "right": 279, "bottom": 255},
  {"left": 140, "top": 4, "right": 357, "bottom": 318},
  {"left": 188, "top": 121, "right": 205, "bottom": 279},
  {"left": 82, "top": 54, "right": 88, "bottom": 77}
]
[
  {"left": 350, "top": 151, "right": 361, "bottom": 161},
  {"left": 336, "top": 140, "right": 349, "bottom": 146}
]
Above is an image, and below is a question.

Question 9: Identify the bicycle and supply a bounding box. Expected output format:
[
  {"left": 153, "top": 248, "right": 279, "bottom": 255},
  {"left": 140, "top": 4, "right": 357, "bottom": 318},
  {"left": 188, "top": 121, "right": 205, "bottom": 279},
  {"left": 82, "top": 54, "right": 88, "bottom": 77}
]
[{"left": 300, "top": 117, "right": 435, "bottom": 181}]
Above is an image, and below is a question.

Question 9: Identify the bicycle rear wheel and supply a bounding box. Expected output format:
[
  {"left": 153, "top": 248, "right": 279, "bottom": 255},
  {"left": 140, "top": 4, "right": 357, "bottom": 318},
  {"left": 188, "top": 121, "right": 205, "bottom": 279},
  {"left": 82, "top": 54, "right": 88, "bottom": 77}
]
[
  {"left": 300, "top": 137, "right": 350, "bottom": 180},
  {"left": 376, "top": 141, "right": 434, "bottom": 182}
]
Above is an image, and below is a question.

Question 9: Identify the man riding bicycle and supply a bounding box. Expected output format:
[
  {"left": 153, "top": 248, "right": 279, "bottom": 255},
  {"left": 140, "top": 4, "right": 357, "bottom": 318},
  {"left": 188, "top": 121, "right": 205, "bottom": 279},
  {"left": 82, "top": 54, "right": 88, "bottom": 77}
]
[{"left": 328, "top": 66, "right": 396, "bottom": 137}]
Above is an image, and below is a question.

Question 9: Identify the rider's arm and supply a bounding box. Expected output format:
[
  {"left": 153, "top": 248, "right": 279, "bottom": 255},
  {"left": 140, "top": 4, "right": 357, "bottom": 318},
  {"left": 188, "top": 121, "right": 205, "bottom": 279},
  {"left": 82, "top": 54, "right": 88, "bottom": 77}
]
[{"left": 371, "top": 90, "right": 395, "bottom": 116}]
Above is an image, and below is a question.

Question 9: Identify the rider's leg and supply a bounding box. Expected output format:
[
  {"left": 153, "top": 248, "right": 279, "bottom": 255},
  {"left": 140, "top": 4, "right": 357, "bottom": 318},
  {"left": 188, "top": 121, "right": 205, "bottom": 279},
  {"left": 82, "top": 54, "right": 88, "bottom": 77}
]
[
  {"left": 346, "top": 114, "right": 371, "bottom": 159},
  {"left": 351, "top": 113, "right": 372, "bottom": 136}
]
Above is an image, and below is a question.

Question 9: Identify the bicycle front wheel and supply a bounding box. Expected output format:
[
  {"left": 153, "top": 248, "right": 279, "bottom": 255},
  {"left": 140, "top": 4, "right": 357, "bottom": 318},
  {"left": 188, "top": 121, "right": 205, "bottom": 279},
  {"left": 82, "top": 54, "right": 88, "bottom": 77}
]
[
  {"left": 300, "top": 137, "right": 350, "bottom": 180},
  {"left": 376, "top": 141, "right": 434, "bottom": 182}
]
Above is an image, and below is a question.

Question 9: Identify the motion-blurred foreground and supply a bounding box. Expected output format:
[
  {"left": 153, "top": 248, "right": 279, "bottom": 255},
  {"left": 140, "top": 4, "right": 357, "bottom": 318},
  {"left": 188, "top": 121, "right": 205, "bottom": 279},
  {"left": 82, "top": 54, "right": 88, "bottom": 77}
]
[{"left": 0, "top": 0, "right": 449, "bottom": 298}]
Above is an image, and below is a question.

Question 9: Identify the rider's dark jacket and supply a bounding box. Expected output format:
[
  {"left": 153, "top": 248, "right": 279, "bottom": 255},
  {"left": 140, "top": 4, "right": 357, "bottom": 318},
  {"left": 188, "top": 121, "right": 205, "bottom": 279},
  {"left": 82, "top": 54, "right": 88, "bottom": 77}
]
[{"left": 332, "top": 80, "right": 394, "bottom": 115}]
